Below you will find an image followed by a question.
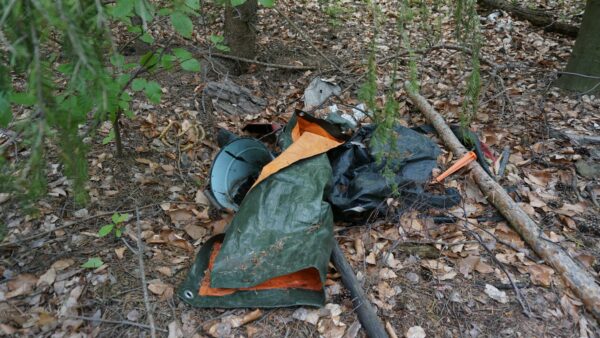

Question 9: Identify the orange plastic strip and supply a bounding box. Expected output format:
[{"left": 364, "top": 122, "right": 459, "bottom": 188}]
[
  {"left": 435, "top": 151, "right": 477, "bottom": 183},
  {"left": 199, "top": 241, "right": 323, "bottom": 297},
  {"left": 291, "top": 116, "right": 341, "bottom": 143}
]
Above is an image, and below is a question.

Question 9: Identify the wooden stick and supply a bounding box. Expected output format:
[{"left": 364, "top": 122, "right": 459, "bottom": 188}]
[
  {"left": 65, "top": 315, "right": 168, "bottom": 333},
  {"left": 135, "top": 207, "right": 157, "bottom": 338},
  {"left": 0, "top": 203, "right": 161, "bottom": 247},
  {"left": 331, "top": 242, "right": 389, "bottom": 338},
  {"left": 405, "top": 82, "right": 600, "bottom": 321},
  {"left": 202, "top": 50, "right": 317, "bottom": 70}
]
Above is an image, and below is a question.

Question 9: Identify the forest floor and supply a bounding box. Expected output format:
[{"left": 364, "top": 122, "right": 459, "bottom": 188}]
[{"left": 1, "top": 0, "right": 599, "bottom": 337}]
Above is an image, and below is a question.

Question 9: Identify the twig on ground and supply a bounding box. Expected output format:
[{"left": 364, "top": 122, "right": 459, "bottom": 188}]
[
  {"left": 497, "top": 146, "right": 511, "bottom": 178},
  {"left": 459, "top": 205, "right": 535, "bottom": 318},
  {"left": 450, "top": 214, "right": 543, "bottom": 264},
  {"left": 0, "top": 203, "right": 161, "bottom": 247},
  {"left": 586, "top": 183, "right": 599, "bottom": 208},
  {"left": 121, "top": 237, "right": 138, "bottom": 255},
  {"left": 65, "top": 315, "right": 167, "bottom": 333},
  {"left": 135, "top": 206, "right": 157, "bottom": 338},
  {"left": 201, "top": 50, "right": 317, "bottom": 70},
  {"left": 274, "top": 7, "right": 346, "bottom": 74}
]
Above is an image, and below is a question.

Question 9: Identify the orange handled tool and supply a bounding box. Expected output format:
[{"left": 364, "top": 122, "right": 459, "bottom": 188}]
[{"left": 435, "top": 151, "right": 477, "bottom": 183}]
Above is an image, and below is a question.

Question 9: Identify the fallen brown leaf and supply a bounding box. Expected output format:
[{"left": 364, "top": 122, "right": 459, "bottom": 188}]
[
  {"left": 148, "top": 230, "right": 194, "bottom": 252},
  {"left": 5, "top": 273, "right": 37, "bottom": 299},
  {"left": 528, "top": 264, "right": 554, "bottom": 287},
  {"left": 115, "top": 247, "right": 126, "bottom": 259},
  {"left": 156, "top": 266, "right": 173, "bottom": 277},
  {"left": 184, "top": 224, "right": 207, "bottom": 241}
]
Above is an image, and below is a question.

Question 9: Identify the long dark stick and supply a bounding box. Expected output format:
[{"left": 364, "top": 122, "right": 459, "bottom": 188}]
[{"left": 331, "top": 242, "right": 389, "bottom": 338}]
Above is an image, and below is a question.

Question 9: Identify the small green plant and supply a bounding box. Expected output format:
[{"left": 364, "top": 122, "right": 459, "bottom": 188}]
[
  {"left": 357, "top": 0, "right": 406, "bottom": 196},
  {"left": 98, "top": 212, "right": 130, "bottom": 238},
  {"left": 209, "top": 34, "right": 231, "bottom": 52},
  {"left": 455, "top": 0, "right": 482, "bottom": 132},
  {"left": 82, "top": 257, "right": 104, "bottom": 268},
  {"left": 323, "top": 2, "right": 348, "bottom": 28}
]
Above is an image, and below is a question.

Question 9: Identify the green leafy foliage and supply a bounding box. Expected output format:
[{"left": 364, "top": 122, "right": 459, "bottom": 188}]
[
  {"left": 455, "top": 0, "right": 482, "bottom": 130},
  {"left": 102, "top": 130, "right": 116, "bottom": 145},
  {"left": 112, "top": 212, "right": 130, "bottom": 224},
  {"left": 173, "top": 48, "right": 201, "bottom": 71},
  {"left": 98, "top": 212, "right": 130, "bottom": 237},
  {"left": 171, "top": 11, "right": 194, "bottom": 38},
  {"left": 186, "top": 0, "right": 201, "bottom": 10},
  {"left": 132, "top": 78, "right": 148, "bottom": 91},
  {"left": 98, "top": 224, "right": 115, "bottom": 237},
  {"left": 181, "top": 59, "right": 202, "bottom": 71},
  {"left": 0, "top": 0, "right": 200, "bottom": 208},
  {"left": 0, "top": 94, "right": 11, "bottom": 127},
  {"left": 110, "top": 0, "right": 135, "bottom": 18},
  {"left": 144, "top": 81, "right": 162, "bottom": 103},
  {"left": 259, "top": 0, "right": 275, "bottom": 7},
  {"left": 82, "top": 257, "right": 104, "bottom": 268},
  {"left": 209, "top": 34, "right": 231, "bottom": 52}
]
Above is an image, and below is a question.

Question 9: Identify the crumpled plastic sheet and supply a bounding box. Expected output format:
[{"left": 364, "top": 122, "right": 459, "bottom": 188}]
[{"left": 328, "top": 124, "right": 461, "bottom": 217}]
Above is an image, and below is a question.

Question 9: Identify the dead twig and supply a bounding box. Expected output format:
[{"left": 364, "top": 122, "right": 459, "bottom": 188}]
[
  {"left": 463, "top": 216, "right": 535, "bottom": 318},
  {"left": 200, "top": 50, "right": 316, "bottom": 70},
  {"left": 135, "top": 206, "right": 156, "bottom": 338},
  {"left": 0, "top": 203, "right": 161, "bottom": 248},
  {"left": 121, "top": 237, "right": 138, "bottom": 255},
  {"left": 497, "top": 146, "right": 511, "bottom": 178},
  {"left": 458, "top": 205, "right": 535, "bottom": 318},
  {"left": 65, "top": 315, "right": 167, "bottom": 333}
]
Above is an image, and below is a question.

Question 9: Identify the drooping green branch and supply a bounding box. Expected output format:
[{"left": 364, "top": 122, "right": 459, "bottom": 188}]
[{"left": 0, "top": 0, "right": 202, "bottom": 208}]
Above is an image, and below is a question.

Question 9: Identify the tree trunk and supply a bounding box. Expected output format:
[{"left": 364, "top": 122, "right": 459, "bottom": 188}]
[
  {"left": 555, "top": 0, "right": 600, "bottom": 94},
  {"left": 224, "top": 0, "right": 258, "bottom": 74}
]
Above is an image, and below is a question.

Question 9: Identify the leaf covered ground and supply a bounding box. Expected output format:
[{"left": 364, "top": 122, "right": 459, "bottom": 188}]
[{"left": 1, "top": 0, "right": 599, "bottom": 337}]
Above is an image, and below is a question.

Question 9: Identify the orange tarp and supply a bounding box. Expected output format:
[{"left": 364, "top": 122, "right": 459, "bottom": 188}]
[
  {"left": 251, "top": 116, "right": 343, "bottom": 189},
  {"left": 199, "top": 241, "right": 323, "bottom": 296}
]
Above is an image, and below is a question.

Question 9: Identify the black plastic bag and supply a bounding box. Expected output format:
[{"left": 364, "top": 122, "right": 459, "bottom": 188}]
[{"left": 328, "top": 124, "right": 460, "bottom": 217}]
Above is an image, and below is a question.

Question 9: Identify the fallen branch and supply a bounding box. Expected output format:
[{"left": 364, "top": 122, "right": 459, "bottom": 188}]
[
  {"left": 135, "top": 207, "right": 157, "bottom": 338},
  {"left": 65, "top": 316, "right": 168, "bottom": 333},
  {"left": 405, "top": 82, "right": 600, "bottom": 321},
  {"left": 478, "top": 0, "right": 579, "bottom": 37},
  {"left": 202, "top": 50, "right": 317, "bottom": 70},
  {"left": 331, "top": 242, "right": 389, "bottom": 338},
  {"left": 0, "top": 203, "right": 161, "bottom": 247}
]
